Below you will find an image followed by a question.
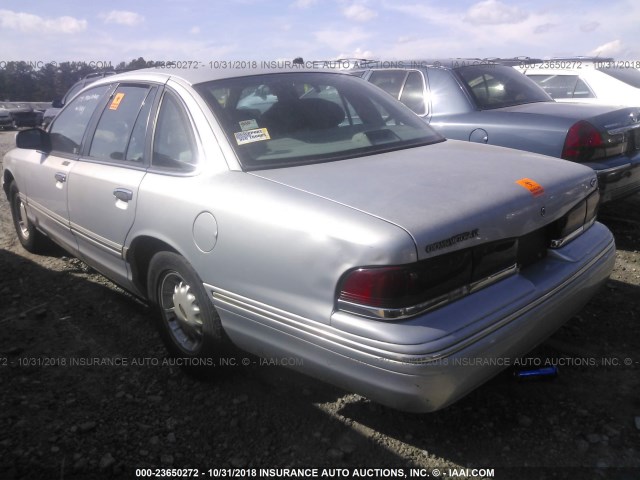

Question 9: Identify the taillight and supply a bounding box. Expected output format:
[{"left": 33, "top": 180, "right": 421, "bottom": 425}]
[
  {"left": 339, "top": 250, "right": 472, "bottom": 310},
  {"left": 562, "top": 121, "right": 603, "bottom": 161},
  {"left": 562, "top": 121, "right": 627, "bottom": 162},
  {"left": 338, "top": 244, "right": 518, "bottom": 320}
]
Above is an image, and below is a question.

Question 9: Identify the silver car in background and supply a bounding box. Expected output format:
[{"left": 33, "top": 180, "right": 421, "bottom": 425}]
[{"left": 2, "top": 68, "right": 615, "bottom": 412}]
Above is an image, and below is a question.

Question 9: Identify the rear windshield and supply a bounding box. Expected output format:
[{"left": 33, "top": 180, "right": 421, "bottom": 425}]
[
  {"left": 455, "top": 65, "right": 551, "bottom": 109},
  {"left": 194, "top": 72, "right": 443, "bottom": 170},
  {"left": 598, "top": 67, "right": 640, "bottom": 89}
]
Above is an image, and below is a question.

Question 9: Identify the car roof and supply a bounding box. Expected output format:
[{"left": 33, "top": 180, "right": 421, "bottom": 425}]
[
  {"left": 340, "top": 58, "right": 529, "bottom": 71},
  {"left": 88, "top": 66, "right": 349, "bottom": 88}
]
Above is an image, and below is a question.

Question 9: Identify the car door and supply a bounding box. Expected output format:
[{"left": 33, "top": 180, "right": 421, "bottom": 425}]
[
  {"left": 25, "top": 84, "right": 112, "bottom": 254},
  {"left": 66, "top": 83, "right": 159, "bottom": 287}
]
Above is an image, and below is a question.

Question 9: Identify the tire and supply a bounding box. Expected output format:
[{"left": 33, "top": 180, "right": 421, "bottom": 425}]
[
  {"left": 147, "top": 251, "right": 229, "bottom": 374},
  {"left": 9, "top": 181, "right": 47, "bottom": 253}
]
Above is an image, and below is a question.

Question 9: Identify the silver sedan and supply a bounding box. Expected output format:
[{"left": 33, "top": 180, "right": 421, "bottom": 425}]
[{"left": 2, "top": 67, "right": 615, "bottom": 412}]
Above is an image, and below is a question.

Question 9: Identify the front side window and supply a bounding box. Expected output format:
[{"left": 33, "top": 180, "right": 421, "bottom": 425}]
[
  {"left": 152, "top": 91, "right": 198, "bottom": 171},
  {"left": 50, "top": 85, "right": 111, "bottom": 155},
  {"left": 456, "top": 65, "right": 551, "bottom": 109},
  {"left": 89, "top": 85, "right": 154, "bottom": 162},
  {"left": 195, "top": 72, "right": 442, "bottom": 170}
]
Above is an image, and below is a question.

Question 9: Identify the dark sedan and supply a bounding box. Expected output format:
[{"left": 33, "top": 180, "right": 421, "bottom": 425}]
[
  {"left": 0, "top": 102, "right": 39, "bottom": 128},
  {"left": 355, "top": 60, "right": 640, "bottom": 203}
]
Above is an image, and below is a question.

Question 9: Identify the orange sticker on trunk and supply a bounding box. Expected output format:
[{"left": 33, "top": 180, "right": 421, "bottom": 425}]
[
  {"left": 109, "top": 92, "right": 125, "bottom": 110},
  {"left": 516, "top": 178, "right": 545, "bottom": 197}
]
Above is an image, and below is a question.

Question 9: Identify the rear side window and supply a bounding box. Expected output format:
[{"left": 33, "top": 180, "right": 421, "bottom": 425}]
[
  {"left": 598, "top": 67, "right": 640, "bottom": 88},
  {"left": 456, "top": 65, "right": 551, "bottom": 109},
  {"left": 527, "top": 74, "right": 594, "bottom": 99},
  {"left": 152, "top": 91, "right": 198, "bottom": 172},
  {"left": 399, "top": 71, "right": 426, "bottom": 115},
  {"left": 50, "top": 85, "right": 110, "bottom": 155},
  {"left": 368, "top": 70, "right": 427, "bottom": 115},
  {"left": 89, "top": 85, "right": 155, "bottom": 162}
]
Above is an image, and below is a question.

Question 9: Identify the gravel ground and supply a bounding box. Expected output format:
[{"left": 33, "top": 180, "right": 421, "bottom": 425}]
[{"left": 1, "top": 129, "right": 639, "bottom": 480}]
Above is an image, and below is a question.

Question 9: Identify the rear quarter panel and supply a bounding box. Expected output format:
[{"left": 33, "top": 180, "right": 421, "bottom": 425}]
[{"left": 429, "top": 111, "right": 570, "bottom": 158}]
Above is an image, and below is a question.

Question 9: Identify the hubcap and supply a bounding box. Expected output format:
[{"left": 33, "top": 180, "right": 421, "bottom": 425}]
[
  {"left": 16, "top": 198, "right": 30, "bottom": 239},
  {"left": 159, "top": 272, "right": 203, "bottom": 353}
]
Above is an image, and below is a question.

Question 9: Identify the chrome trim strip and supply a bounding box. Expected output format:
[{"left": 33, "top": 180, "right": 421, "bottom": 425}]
[
  {"left": 596, "top": 163, "right": 632, "bottom": 176},
  {"left": 70, "top": 221, "right": 123, "bottom": 257},
  {"left": 337, "top": 291, "right": 464, "bottom": 320},
  {"left": 607, "top": 123, "right": 640, "bottom": 135},
  {"left": 469, "top": 264, "right": 519, "bottom": 292},
  {"left": 27, "top": 198, "right": 70, "bottom": 228},
  {"left": 550, "top": 226, "right": 584, "bottom": 249}
]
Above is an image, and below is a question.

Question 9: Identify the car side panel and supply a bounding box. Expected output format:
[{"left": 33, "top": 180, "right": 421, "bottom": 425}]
[
  {"left": 67, "top": 162, "right": 146, "bottom": 287},
  {"left": 430, "top": 111, "right": 568, "bottom": 158},
  {"left": 129, "top": 170, "right": 417, "bottom": 325},
  {"left": 17, "top": 149, "right": 78, "bottom": 253}
]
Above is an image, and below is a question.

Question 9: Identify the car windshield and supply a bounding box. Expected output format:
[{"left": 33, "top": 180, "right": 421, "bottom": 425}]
[
  {"left": 598, "top": 67, "right": 640, "bottom": 89},
  {"left": 456, "top": 65, "right": 552, "bottom": 109},
  {"left": 194, "top": 72, "right": 443, "bottom": 170}
]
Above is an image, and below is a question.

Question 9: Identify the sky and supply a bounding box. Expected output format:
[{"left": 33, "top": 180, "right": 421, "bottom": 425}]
[{"left": 1, "top": 0, "right": 639, "bottom": 67}]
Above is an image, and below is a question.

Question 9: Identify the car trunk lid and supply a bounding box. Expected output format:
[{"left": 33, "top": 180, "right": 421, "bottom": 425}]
[{"left": 251, "top": 139, "right": 597, "bottom": 260}]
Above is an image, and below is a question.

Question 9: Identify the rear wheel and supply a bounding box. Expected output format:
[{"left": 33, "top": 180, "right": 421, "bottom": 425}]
[
  {"left": 147, "top": 252, "right": 228, "bottom": 374},
  {"left": 9, "top": 181, "right": 47, "bottom": 253}
]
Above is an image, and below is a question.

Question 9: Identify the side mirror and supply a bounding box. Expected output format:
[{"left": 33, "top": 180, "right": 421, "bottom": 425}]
[
  {"left": 16, "top": 128, "right": 51, "bottom": 152},
  {"left": 52, "top": 98, "right": 64, "bottom": 108}
]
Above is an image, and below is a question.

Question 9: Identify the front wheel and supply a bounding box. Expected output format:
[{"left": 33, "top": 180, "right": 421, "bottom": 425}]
[
  {"left": 9, "top": 181, "right": 47, "bottom": 253},
  {"left": 147, "top": 252, "right": 229, "bottom": 374}
]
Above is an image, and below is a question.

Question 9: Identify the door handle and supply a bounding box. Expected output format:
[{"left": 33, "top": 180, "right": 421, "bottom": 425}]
[
  {"left": 54, "top": 172, "right": 67, "bottom": 183},
  {"left": 113, "top": 188, "right": 133, "bottom": 202}
]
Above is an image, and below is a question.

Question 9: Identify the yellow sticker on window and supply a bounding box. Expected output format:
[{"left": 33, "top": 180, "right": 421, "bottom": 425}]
[
  {"left": 516, "top": 178, "right": 545, "bottom": 197},
  {"left": 234, "top": 128, "right": 271, "bottom": 145},
  {"left": 109, "top": 92, "right": 125, "bottom": 110}
]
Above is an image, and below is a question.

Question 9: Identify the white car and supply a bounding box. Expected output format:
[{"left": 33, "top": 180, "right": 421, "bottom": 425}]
[{"left": 516, "top": 58, "right": 640, "bottom": 106}]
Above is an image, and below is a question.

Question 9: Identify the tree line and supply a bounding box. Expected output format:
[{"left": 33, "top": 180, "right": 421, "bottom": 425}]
[{"left": 0, "top": 57, "right": 159, "bottom": 102}]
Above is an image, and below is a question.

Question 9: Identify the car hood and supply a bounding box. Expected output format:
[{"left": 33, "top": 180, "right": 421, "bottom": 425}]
[
  {"left": 250, "top": 140, "right": 597, "bottom": 260},
  {"left": 495, "top": 102, "right": 640, "bottom": 132}
]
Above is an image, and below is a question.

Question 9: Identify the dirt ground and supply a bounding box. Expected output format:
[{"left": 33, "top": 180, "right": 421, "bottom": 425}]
[{"left": 0, "top": 129, "right": 639, "bottom": 480}]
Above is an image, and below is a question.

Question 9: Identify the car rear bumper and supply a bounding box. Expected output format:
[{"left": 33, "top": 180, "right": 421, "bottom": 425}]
[
  {"left": 593, "top": 157, "right": 640, "bottom": 203},
  {"left": 208, "top": 222, "right": 615, "bottom": 412}
]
